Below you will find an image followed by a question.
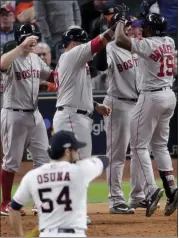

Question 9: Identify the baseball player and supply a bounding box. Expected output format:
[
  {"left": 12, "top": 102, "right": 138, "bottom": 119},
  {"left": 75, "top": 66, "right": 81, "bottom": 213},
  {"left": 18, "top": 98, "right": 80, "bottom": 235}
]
[
  {"left": 53, "top": 25, "right": 116, "bottom": 224},
  {"left": 127, "top": 18, "right": 147, "bottom": 209},
  {"left": 9, "top": 130, "right": 109, "bottom": 237},
  {"left": 0, "top": 24, "right": 54, "bottom": 216},
  {"left": 53, "top": 23, "right": 123, "bottom": 160},
  {"left": 95, "top": 17, "right": 143, "bottom": 214},
  {"left": 115, "top": 8, "right": 178, "bottom": 217}
]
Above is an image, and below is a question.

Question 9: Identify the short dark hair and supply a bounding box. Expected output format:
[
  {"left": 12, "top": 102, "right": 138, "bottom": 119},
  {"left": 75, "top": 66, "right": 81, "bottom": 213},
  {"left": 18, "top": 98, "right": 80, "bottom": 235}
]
[
  {"left": 57, "top": 147, "right": 74, "bottom": 159},
  {"left": 57, "top": 148, "right": 66, "bottom": 159},
  {"left": 64, "top": 42, "right": 71, "bottom": 49}
]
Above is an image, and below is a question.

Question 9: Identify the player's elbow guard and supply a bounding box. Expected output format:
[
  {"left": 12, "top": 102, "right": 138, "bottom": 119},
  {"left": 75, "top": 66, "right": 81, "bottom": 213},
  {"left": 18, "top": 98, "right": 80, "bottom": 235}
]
[{"left": 98, "top": 155, "right": 109, "bottom": 169}]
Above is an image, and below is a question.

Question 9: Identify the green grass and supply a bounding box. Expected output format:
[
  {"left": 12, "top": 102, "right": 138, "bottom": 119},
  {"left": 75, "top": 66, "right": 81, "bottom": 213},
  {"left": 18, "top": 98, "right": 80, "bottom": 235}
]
[
  {"left": 87, "top": 180, "right": 164, "bottom": 204},
  {"left": 11, "top": 180, "right": 165, "bottom": 207}
]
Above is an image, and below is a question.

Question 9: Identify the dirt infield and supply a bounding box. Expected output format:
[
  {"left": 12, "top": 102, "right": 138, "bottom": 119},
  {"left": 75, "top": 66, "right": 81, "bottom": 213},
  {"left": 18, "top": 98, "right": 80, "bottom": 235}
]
[
  {"left": 1, "top": 159, "right": 178, "bottom": 237},
  {"left": 0, "top": 204, "right": 177, "bottom": 237}
]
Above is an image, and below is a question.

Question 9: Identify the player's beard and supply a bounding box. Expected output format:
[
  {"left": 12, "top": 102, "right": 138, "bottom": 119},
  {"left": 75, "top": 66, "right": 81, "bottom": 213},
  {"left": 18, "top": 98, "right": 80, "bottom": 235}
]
[{"left": 70, "top": 150, "right": 79, "bottom": 163}]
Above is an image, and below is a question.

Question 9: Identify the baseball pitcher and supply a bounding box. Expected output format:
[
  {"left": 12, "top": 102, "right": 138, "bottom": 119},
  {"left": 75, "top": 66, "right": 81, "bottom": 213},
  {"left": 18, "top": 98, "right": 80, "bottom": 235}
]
[
  {"left": 9, "top": 130, "right": 109, "bottom": 237},
  {"left": 115, "top": 6, "right": 178, "bottom": 217},
  {"left": 0, "top": 24, "right": 54, "bottom": 216}
]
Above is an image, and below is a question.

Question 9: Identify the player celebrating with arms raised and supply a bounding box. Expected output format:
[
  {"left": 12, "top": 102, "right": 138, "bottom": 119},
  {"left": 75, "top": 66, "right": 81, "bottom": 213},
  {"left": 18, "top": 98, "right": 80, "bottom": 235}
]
[
  {"left": 53, "top": 24, "right": 121, "bottom": 224},
  {"left": 94, "top": 16, "right": 141, "bottom": 214},
  {"left": 9, "top": 130, "right": 109, "bottom": 237},
  {"left": 53, "top": 23, "right": 125, "bottom": 160},
  {"left": 115, "top": 4, "right": 177, "bottom": 217}
]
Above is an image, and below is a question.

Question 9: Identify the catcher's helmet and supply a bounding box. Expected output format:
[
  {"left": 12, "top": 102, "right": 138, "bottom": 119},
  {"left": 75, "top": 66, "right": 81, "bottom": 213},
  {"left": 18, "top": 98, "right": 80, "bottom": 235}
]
[
  {"left": 14, "top": 24, "right": 41, "bottom": 45},
  {"left": 142, "top": 13, "right": 167, "bottom": 36},
  {"left": 62, "top": 28, "right": 89, "bottom": 48}
]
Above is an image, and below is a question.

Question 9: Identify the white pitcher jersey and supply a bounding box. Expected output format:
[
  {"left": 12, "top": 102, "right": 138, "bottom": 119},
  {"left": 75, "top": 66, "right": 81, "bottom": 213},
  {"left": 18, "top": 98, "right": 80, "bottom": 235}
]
[
  {"left": 55, "top": 42, "right": 94, "bottom": 113},
  {"left": 2, "top": 53, "right": 52, "bottom": 109},
  {"left": 12, "top": 158, "right": 103, "bottom": 231},
  {"left": 131, "top": 36, "right": 175, "bottom": 90},
  {"left": 106, "top": 41, "right": 139, "bottom": 98}
]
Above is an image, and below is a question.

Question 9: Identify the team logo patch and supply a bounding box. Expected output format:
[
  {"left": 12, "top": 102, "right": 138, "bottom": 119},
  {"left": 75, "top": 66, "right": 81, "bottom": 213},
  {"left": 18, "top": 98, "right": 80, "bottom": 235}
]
[{"left": 63, "top": 143, "right": 71, "bottom": 148}]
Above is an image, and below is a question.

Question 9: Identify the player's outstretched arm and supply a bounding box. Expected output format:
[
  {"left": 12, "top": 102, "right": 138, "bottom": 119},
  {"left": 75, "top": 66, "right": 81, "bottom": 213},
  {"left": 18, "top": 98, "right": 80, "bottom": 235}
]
[
  {"left": 90, "top": 22, "right": 119, "bottom": 55},
  {"left": 114, "top": 4, "right": 132, "bottom": 52},
  {"left": 0, "top": 36, "right": 38, "bottom": 71},
  {"left": 69, "top": 23, "right": 119, "bottom": 67},
  {"left": 115, "top": 21, "right": 132, "bottom": 51},
  {"left": 78, "top": 156, "right": 109, "bottom": 184}
]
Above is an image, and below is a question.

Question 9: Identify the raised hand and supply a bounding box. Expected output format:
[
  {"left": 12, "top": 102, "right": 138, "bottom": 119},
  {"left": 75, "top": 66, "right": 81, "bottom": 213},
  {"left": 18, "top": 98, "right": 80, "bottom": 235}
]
[
  {"left": 117, "top": 3, "right": 130, "bottom": 22},
  {"left": 20, "top": 36, "right": 39, "bottom": 52}
]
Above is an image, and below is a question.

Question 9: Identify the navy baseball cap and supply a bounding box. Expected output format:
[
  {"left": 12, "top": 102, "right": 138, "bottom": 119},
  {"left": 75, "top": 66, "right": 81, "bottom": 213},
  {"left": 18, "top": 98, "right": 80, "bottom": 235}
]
[
  {"left": 131, "top": 19, "right": 143, "bottom": 28},
  {"left": 48, "top": 130, "right": 86, "bottom": 159}
]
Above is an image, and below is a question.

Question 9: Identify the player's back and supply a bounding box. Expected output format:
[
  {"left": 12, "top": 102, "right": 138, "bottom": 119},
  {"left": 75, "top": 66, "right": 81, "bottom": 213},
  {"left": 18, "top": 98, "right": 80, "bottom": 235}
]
[
  {"left": 131, "top": 36, "right": 175, "bottom": 90},
  {"left": 29, "top": 161, "right": 93, "bottom": 231}
]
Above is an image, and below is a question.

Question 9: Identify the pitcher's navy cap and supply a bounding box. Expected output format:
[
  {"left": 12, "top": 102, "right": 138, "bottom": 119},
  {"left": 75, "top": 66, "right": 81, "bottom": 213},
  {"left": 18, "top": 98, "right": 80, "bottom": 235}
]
[{"left": 48, "top": 130, "right": 86, "bottom": 160}]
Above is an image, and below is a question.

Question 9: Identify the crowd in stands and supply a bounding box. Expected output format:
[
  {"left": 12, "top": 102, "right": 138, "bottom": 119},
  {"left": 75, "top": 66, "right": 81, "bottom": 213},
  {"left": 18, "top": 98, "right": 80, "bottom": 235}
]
[{"left": 0, "top": 0, "right": 178, "bottom": 93}]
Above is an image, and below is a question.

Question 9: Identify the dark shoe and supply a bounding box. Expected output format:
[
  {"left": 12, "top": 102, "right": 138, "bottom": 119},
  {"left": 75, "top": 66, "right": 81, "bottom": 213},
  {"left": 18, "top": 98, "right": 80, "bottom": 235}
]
[
  {"left": 164, "top": 188, "right": 178, "bottom": 216},
  {"left": 129, "top": 199, "right": 160, "bottom": 209},
  {"left": 146, "top": 188, "right": 164, "bottom": 217},
  {"left": 110, "top": 203, "right": 135, "bottom": 214}
]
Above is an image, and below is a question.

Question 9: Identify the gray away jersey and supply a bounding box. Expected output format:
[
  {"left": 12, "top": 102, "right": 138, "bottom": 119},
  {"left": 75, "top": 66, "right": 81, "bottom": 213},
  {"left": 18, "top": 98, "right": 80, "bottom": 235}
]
[
  {"left": 106, "top": 41, "right": 139, "bottom": 99},
  {"left": 55, "top": 42, "right": 94, "bottom": 113},
  {"left": 2, "top": 53, "right": 51, "bottom": 109},
  {"left": 131, "top": 36, "right": 175, "bottom": 90}
]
